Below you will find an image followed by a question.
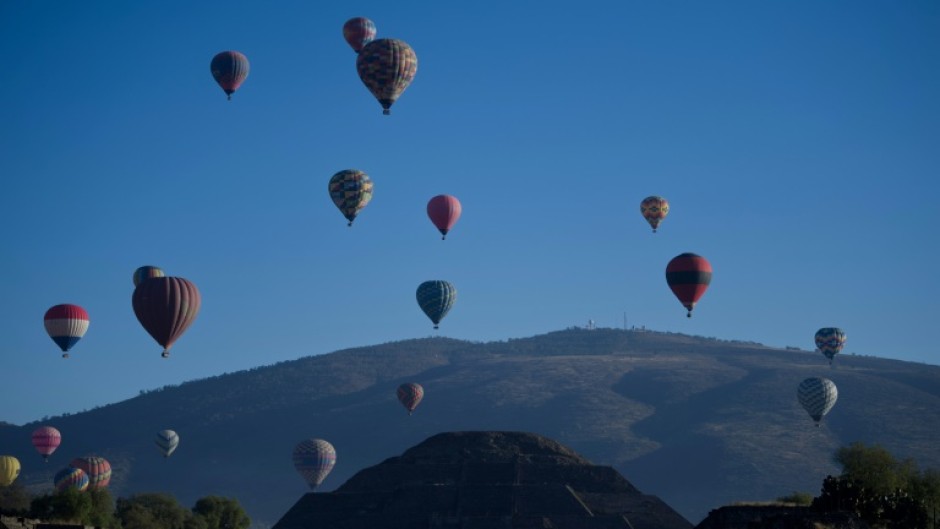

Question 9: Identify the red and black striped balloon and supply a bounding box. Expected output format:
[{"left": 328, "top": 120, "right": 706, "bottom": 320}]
[
  {"left": 132, "top": 276, "right": 201, "bottom": 358},
  {"left": 665, "top": 253, "right": 712, "bottom": 317},
  {"left": 210, "top": 51, "right": 249, "bottom": 100}
]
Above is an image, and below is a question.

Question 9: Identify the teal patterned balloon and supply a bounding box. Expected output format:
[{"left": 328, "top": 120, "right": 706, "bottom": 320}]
[
  {"left": 356, "top": 39, "right": 417, "bottom": 115},
  {"left": 814, "top": 328, "right": 846, "bottom": 365},
  {"left": 328, "top": 170, "right": 373, "bottom": 226},
  {"left": 797, "top": 377, "right": 838, "bottom": 426},
  {"left": 416, "top": 280, "right": 456, "bottom": 329}
]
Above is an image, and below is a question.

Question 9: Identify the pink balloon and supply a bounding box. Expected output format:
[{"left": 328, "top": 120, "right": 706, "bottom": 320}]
[{"left": 427, "top": 195, "right": 462, "bottom": 240}]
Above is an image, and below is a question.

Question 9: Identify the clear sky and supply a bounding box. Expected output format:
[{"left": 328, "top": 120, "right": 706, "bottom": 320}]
[{"left": 1, "top": 1, "right": 938, "bottom": 426}]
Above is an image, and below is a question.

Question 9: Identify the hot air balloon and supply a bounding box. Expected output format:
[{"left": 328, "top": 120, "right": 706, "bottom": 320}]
[
  {"left": 210, "top": 51, "right": 249, "bottom": 100},
  {"left": 427, "top": 195, "right": 462, "bottom": 240},
  {"left": 70, "top": 457, "right": 111, "bottom": 488},
  {"left": 640, "top": 196, "right": 669, "bottom": 233},
  {"left": 797, "top": 377, "right": 838, "bottom": 426},
  {"left": 32, "top": 426, "right": 61, "bottom": 462},
  {"left": 133, "top": 266, "right": 165, "bottom": 287},
  {"left": 328, "top": 170, "right": 373, "bottom": 226},
  {"left": 132, "top": 276, "right": 201, "bottom": 358},
  {"left": 815, "top": 328, "right": 846, "bottom": 366},
  {"left": 292, "top": 439, "right": 336, "bottom": 490},
  {"left": 54, "top": 467, "right": 89, "bottom": 492},
  {"left": 665, "top": 253, "right": 712, "bottom": 317},
  {"left": 356, "top": 38, "right": 417, "bottom": 115},
  {"left": 416, "top": 280, "right": 456, "bottom": 329},
  {"left": 44, "top": 304, "right": 89, "bottom": 358},
  {"left": 343, "top": 17, "right": 376, "bottom": 53},
  {"left": 396, "top": 383, "right": 424, "bottom": 415},
  {"left": 0, "top": 456, "right": 20, "bottom": 487},
  {"left": 156, "top": 430, "right": 179, "bottom": 458}
]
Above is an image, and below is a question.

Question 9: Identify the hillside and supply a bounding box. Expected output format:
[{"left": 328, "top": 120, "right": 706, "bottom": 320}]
[{"left": 1, "top": 329, "right": 938, "bottom": 526}]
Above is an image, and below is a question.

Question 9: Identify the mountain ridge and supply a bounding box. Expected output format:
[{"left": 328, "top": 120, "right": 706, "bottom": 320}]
[{"left": 2, "top": 328, "right": 937, "bottom": 526}]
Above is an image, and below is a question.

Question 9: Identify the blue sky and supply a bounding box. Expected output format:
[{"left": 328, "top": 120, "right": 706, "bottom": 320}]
[{"left": 1, "top": 1, "right": 938, "bottom": 426}]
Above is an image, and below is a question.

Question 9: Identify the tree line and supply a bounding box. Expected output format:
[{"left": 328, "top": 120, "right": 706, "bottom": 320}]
[
  {"left": 777, "top": 442, "right": 940, "bottom": 529},
  {"left": 0, "top": 486, "right": 249, "bottom": 529}
]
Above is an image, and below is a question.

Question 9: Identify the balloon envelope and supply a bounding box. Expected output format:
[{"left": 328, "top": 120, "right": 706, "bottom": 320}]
[
  {"left": 815, "top": 328, "right": 846, "bottom": 365},
  {"left": 156, "top": 430, "right": 179, "bottom": 457},
  {"left": 328, "top": 170, "right": 373, "bottom": 226},
  {"left": 797, "top": 377, "right": 838, "bottom": 425},
  {"left": 665, "top": 253, "right": 712, "bottom": 317},
  {"left": 133, "top": 266, "right": 165, "bottom": 287},
  {"left": 54, "top": 467, "right": 89, "bottom": 492},
  {"left": 292, "top": 439, "right": 336, "bottom": 490},
  {"left": 210, "top": 51, "right": 249, "bottom": 100},
  {"left": 397, "top": 383, "right": 424, "bottom": 414},
  {"left": 640, "top": 196, "right": 669, "bottom": 232},
  {"left": 44, "top": 304, "right": 89, "bottom": 357},
  {"left": 416, "top": 280, "right": 457, "bottom": 329},
  {"left": 356, "top": 38, "right": 418, "bottom": 115},
  {"left": 427, "top": 195, "right": 462, "bottom": 239},
  {"left": 0, "top": 456, "right": 20, "bottom": 486},
  {"left": 32, "top": 426, "right": 62, "bottom": 461},
  {"left": 70, "top": 456, "right": 111, "bottom": 488},
  {"left": 132, "top": 276, "right": 201, "bottom": 358},
  {"left": 343, "top": 17, "right": 376, "bottom": 53}
]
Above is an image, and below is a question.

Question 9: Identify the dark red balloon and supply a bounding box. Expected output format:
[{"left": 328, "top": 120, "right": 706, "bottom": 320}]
[
  {"left": 665, "top": 253, "right": 712, "bottom": 317},
  {"left": 342, "top": 17, "right": 376, "bottom": 53},
  {"left": 132, "top": 277, "right": 201, "bottom": 358},
  {"left": 210, "top": 51, "right": 249, "bottom": 100},
  {"left": 396, "top": 383, "right": 424, "bottom": 415},
  {"left": 426, "top": 195, "right": 462, "bottom": 240}
]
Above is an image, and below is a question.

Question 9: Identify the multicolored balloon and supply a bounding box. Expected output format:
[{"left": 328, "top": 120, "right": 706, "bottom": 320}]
[
  {"left": 815, "top": 328, "right": 847, "bottom": 366},
  {"left": 210, "top": 51, "right": 250, "bottom": 100},
  {"left": 797, "top": 377, "right": 838, "bottom": 426},
  {"left": 0, "top": 456, "right": 20, "bottom": 486},
  {"left": 156, "top": 430, "right": 179, "bottom": 458},
  {"left": 328, "top": 170, "right": 373, "bottom": 226},
  {"left": 396, "top": 383, "right": 424, "bottom": 415},
  {"left": 342, "top": 17, "right": 376, "bottom": 53},
  {"left": 132, "top": 276, "right": 201, "bottom": 358},
  {"left": 54, "top": 467, "right": 89, "bottom": 492},
  {"left": 665, "top": 253, "right": 712, "bottom": 317},
  {"left": 292, "top": 439, "right": 336, "bottom": 490},
  {"left": 640, "top": 196, "right": 669, "bottom": 233},
  {"left": 133, "top": 266, "right": 165, "bottom": 287},
  {"left": 44, "top": 304, "right": 89, "bottom": 358},
  {"left": 356, "top": 38, "right": 417, "bottom": 115},
  {"left": 70, "top": 456, "right": 111, "bottom": 489},
  {"left": 427, "top": 195, "right": 462, "bottom": 240},
  {"left": 416, "top": 280, "right": 456, "bottom": 329},
  {"left": 32, "top": 426, "right": 62, "bottom": 462}
]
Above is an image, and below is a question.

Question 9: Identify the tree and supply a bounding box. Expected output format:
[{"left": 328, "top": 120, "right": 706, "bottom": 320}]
[
  {"left": 0, "top": 483, "right": 32, "bottom": 515},
  {"left": 910, "top": 469, "right": 940, "bottom": 529},
  {"left": 192, "top": 496, "right": 250, "bottom": 529},
  {"left": 86, "top": 487, "right": 120, "bottom": 529},
  {"left": 775, "top": 491, "right": 813, "bottom": 505},
  {"left": 812, "top": 442, "right": 937, "bottom": 528},
  {"left": 117, "top": 493, "right": 192, "bottom": 529},
  {"left": 30, "top": 488, "right": 92, "bottom": 523},
  {"left": 834, "top": 442, "right": 918, "bottom": 496}
]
